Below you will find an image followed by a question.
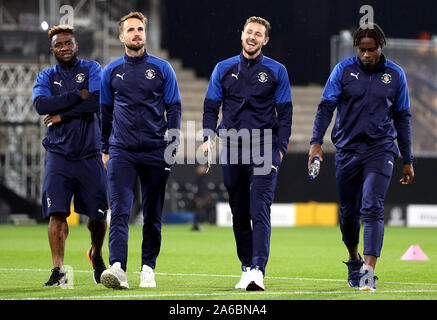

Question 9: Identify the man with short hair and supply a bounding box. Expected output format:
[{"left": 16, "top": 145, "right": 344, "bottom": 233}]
[
  {"left": 308, "top": 23, "right": 414, "bottom": 291},
  {"left": 202, "top": 16, "right": 293, "bottom": 291},
  {"left": 99, "top": 12, "right": 181, "bottom": 289},
  {"left": 33, "top": 25, "right": 108, "bottom": 286}
]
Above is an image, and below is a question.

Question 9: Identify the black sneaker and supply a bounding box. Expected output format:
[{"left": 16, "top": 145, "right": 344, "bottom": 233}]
[
  {"left": 87, "top": 247, "right": 106, "bottom": 284},
  {"left": 44, "top": 267, "right": 67, "bottom": 286},
  {"left": 342, "top": 254, "right": 364, "bottom": 287}
]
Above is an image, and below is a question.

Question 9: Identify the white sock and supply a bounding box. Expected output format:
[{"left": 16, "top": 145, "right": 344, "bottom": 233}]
[{"left": 363, "top": 264, "right": 374, "bottom": 272}]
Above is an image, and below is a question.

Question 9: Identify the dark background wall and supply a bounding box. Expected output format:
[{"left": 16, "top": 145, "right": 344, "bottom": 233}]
[
  {"left": 170, "top": 155, "right": 437, "bottom": 205},
  {"left": 274, "top": 154, "right": 436, "bottom": 205},
  {"left": 161, "top": 0, "right": 437, "bottom": 85}
]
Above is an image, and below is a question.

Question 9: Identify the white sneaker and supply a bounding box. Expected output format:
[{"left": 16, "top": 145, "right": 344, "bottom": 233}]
[
  {"left": 100, "top": 262, "right": 130, "bottom": 289},
  {"left": 139, "top": 265, "right": 156, "bottom": 288},
  {"left": 235, "top": 267, "right": 251, "bottom": 289},
  {"left": 246, "top": 268, "right": 265, "bottom": 291},
  {"left": 359, "top": 265, "right": 378, "bottom": 292}
]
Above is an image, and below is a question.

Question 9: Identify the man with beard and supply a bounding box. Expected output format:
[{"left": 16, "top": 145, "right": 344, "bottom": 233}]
[
  {"left": 33, "top": 25, "right": 108, "bottom": 286},
  {"left": 99, "top": 12, "right": 181, "bottom": 289},
  {"left": 202, "top": 16, "right": 293, "bottom": 291}
]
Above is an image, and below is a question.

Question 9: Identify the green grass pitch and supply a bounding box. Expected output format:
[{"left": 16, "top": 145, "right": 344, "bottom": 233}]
[{"left": 0, "top": 224, "right": 436, "bottom": 300}]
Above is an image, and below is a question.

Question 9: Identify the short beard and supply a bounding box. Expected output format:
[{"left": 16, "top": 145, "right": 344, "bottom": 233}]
[
  {"left": 126, "top": 43, "right": 144, "bottom": 51},
  {"left": 242, "top": 46, "right": 260, "bottom": 58},
  {"left": 55, "top": 53, "right": 77, "bottom": 67}
]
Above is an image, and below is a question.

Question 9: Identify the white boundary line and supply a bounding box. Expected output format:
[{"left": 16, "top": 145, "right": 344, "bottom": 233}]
[{"left": 1, "top": 267, "right": 437, "bottom": 288}]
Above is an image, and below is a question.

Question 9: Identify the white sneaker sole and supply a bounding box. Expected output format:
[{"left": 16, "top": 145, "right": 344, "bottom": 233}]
[
  {"left": 139, "top": 282, "right": 156, "bottom": 288},
  {"left": 101, "top": 271, "right": 129, "bottom": 289},
  {"left": 235, "top": 283, "right": 249, "bottom": 289}
]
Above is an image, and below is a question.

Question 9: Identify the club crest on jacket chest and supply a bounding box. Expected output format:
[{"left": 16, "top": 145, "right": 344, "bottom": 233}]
[
  {"left": 145, "top": 69, "right": 156, "bottom": 79},
  {"left": 75, "top": 73, "right": 85, "bottom": 83},
  {"left": 257, "top": 72, "right": 268, "bottom": 83},
  {"left": 381, "top": 73, "right": 392, "bottom": 84}
]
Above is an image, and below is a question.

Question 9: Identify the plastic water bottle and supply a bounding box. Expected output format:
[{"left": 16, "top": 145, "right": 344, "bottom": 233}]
[{"left": 309, "top": 156, "right": 320, "bottom": 180}]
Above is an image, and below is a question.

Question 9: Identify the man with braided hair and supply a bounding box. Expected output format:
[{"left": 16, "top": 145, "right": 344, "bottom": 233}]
[{"left": 309, "top": 23, "right": 414, "bottom": 291}]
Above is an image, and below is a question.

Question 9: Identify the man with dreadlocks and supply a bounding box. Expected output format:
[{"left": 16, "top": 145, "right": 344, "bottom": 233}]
[
  {"left": 308, "top": 23, "right": 414, "bottom": 291},
  {"left": 33, "top": 25, "right": 108, "bottom": 286}
]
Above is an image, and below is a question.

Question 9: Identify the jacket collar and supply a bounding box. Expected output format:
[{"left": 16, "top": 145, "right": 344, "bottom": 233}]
[
  {"left": 57, "top": 57, "right": 80, "bottom": 72},
  {"left": 356, "top": 53, "right": 387, "bottom": 73},
  {"left": 124, "top": 50, "right": 149, "bottom": 64},
  {"left": 240, "top": 51, "right": 263, "bottom": 66}
]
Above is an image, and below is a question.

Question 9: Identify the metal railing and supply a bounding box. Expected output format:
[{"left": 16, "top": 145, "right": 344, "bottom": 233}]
[{"left": 0, "top": 62, "right": 49, "bottom": 203}]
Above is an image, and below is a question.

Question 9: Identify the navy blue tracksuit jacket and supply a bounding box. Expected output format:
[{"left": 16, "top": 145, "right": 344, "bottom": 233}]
[
  {"left": 311, "top": 54, "right": 413, "bottom": 164},
  {"left": 203, "top": 52, "right": 293, "bottom": 157},
  {"left": 33, "top": 58, "right": 102, "bottom": 159},
  {"left": 100, "top": 51, "right": 181, "bottom": 162}
]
